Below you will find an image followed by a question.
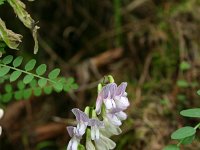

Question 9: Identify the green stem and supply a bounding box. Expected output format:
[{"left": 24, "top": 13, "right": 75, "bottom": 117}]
[
  {"left": 194, "top": 122, "right": 200, "bottom": 130},
  {"left": 0, "top": 63, "right": 56, "bottom": 84}
]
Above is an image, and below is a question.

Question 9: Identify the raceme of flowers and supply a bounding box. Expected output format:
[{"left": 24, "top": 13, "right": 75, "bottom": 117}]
[
  {"left": 67, "top": 81, "right": 130, "bottom": 150},
  {"left": 0, "top": 108, "right": 4, "bottom": 136}
]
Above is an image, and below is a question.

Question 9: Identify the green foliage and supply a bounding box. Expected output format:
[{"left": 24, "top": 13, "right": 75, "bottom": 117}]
[
  {"left": 176, "top": 80, "right": 189, "bottom": 88},
  {"left": 25, "top": 59, "right": 36, "bottom": 71},
  {"left": 0, "top": 0, "right": 5, "bottom": 5},
  {"left": 181, "top": 135, "right": 195, "bottom": 145},
  {"left": 0, "top": 55, "right": 78, "bottom": 103},
  {"left": 180, "top": 108, "right": 200, "bottom": 118},
  {"left": 36, "top": 141, "right": 57, "bottom": 150},
  {"left": 197, "top": 90, "right": 200, "bottom": 96},
  {"left": 163, "top": 145, "right": 180, "bottom": 150},
  {"left": 180, "top": 61, "right": 191, "bottom": 71},
  {"left": 171, "top": 126, "right": 196, "bottom": 140},
  {"left": 165, "top": 106, "right": 200, "bottom": 149}
]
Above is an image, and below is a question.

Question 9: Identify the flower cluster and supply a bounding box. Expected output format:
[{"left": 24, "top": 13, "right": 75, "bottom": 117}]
[
  {"left": 0, "top": 108, "right": 4, "bottom": 136},
  {"left": 67, "top": 81, "right": 129, "bottom": 150}
]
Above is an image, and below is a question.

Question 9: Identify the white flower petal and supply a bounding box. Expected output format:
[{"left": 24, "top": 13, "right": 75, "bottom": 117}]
[
  {"left": 104, "top": 98, "right": 116, "bottom": 110},
  {"left": 115, "top": 96, "right": 129, "bottom": 110},
  {"left": 91, "top": 125, "right": 100, "bottom": 140},
  {"left": 0, "top": 108, "right": 4, "bottom": 119},
  {"left": 107, "top": 113, "right": 122, "bottom": 126},
  {"left": 101, "top": 134, "right": 116, "bottom": 150},
  {"left": 95, "top": 134, "right": 116, "bottom": 150},
  {"left": 86, "top": 139, "right": 95, "bottom": 150},
  {"left": 76, "top": 122, "right": 87, "bottom": 137},
  {"left": 115, "top": 111, "right": 127, "bottom": 121},
  {"left": 67, "top": 137, "right": 80, "bottom": 150},
  {"left": 100, "top": 117, "right": 122, "bottom": 137}
]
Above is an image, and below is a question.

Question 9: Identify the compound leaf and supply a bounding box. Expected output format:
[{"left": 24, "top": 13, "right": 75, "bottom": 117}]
[
  {"left": 0, "top": 66, "right": 10, "bottom": 77},
  {"left": 2, "top": 55, "right": 13, "bottom": 64},
  {"left": 13, "top": 56, "right": 23, "bottom": 67},
  {"left": 25, "top": 59, "right": 36, "bottom": 71},
  {"left": 10, "top": 70, "right": 22, "bottom": 82},
  {"left": 23, "top": 74, "right": 34, "bottom": 84},
  {"left": 36, "top": 64, "right": 47, "bottom": 75},
  {"left": 48, "top": 68, "right": 60, "bottom": 79},
  {"left": 38, "top": 78, "right": 47, "bottom": 87}
]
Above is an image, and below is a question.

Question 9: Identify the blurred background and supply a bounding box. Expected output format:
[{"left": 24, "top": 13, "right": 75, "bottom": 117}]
[{"left": 1, "top": 0, "right": 200, "bottom": 149}]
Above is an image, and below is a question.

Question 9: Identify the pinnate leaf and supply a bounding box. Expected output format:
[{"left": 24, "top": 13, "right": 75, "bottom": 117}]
[
  {"left": 38, "top": 78, "right": 47, "bottom": 87},
  {"left": 2, "top": 93, "right": 12, "bottom": 102},
  {"left": 53, "top": 82, "right": 63, "bottom": 92},
  {"left": 10, "top": 70, "right": 22, "bottom": 82},
  {"left": 171, "top": 126, "right": 196, "bottom": 140},
  {"left": 30, "top": 79, "right": 37, "bottom": 88},
  {"left": 13, "top": 56, "right": 23, "bottom": 67},
  {"left": 0, "top": 66, "right": 10, "bottom": 77},
  {"left": 23, "top": 74, "right": 34, "bottom": 84},
  {"left": 44, "top": 86, "right": 52, "bottom": 95},
  {"left": 5, "top": 84, "right": 12, "bottom": 92},
  {"left": 180, "top": 108, "right": 200, "bottom": 118},
  {"left": 17, "top": 81, "right": 25, "bottom": 90},
  {"left": 14, "top": 91, "right": 23, "bottom": 100},
  {"left": 48, "top": 68, "right": 60, "bottom": 79},
  {"left": 2, "top": 55, "right": 13, "bottom": 64},
  {"left": 33, "top": 87, "right": 42, "bottom": 96},
  {"left": 25, "top": 59, "right": 36, "bottom": 71},
  {"left": 23, "top": 89, "right": 32, "bottom": 99},
  {"left": 36, "top": 64, "right": 47, "bottom": 75}
]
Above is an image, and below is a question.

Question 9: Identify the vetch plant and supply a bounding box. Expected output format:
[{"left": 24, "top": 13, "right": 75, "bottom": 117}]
[
  {"left": 0, "top": 55, "right": 78, "bottom": 102},
  {"left": 66, "top": 75, "right": 130, "bottom": 150},
  {"left": 164, "top": 107, "right": 200, "bottom": 150}
]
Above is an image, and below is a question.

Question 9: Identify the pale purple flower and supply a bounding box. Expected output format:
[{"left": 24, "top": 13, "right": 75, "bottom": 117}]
[
  {"left": 0, "top": 108, "right": 4, "bottom": 136},
  {"left": 114, "top": 82, "right": 129, "bottom": 111},
  {"left": 67, "top": 126, "right": 81, "bottom": 150},
  {"left": 95, "top": 82, "right": 129, "bottom": 126},
  {"left": 96, "top": 83, "right": 117, "bottom": 115},
  {"left": 88, "top": 118, "right": 104, "bottom": 140},
  {"left": 71, "top": 108, "right": 89, "bottom": 136},
  {"left": 96, "top": 82, "right": 129, "bottom": 114},
  {"left": 105, "top": 109, "right": 128, "bottom": 126},
  {"left": 67, "top": 108, "right": 90, "bottom": 150}
]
